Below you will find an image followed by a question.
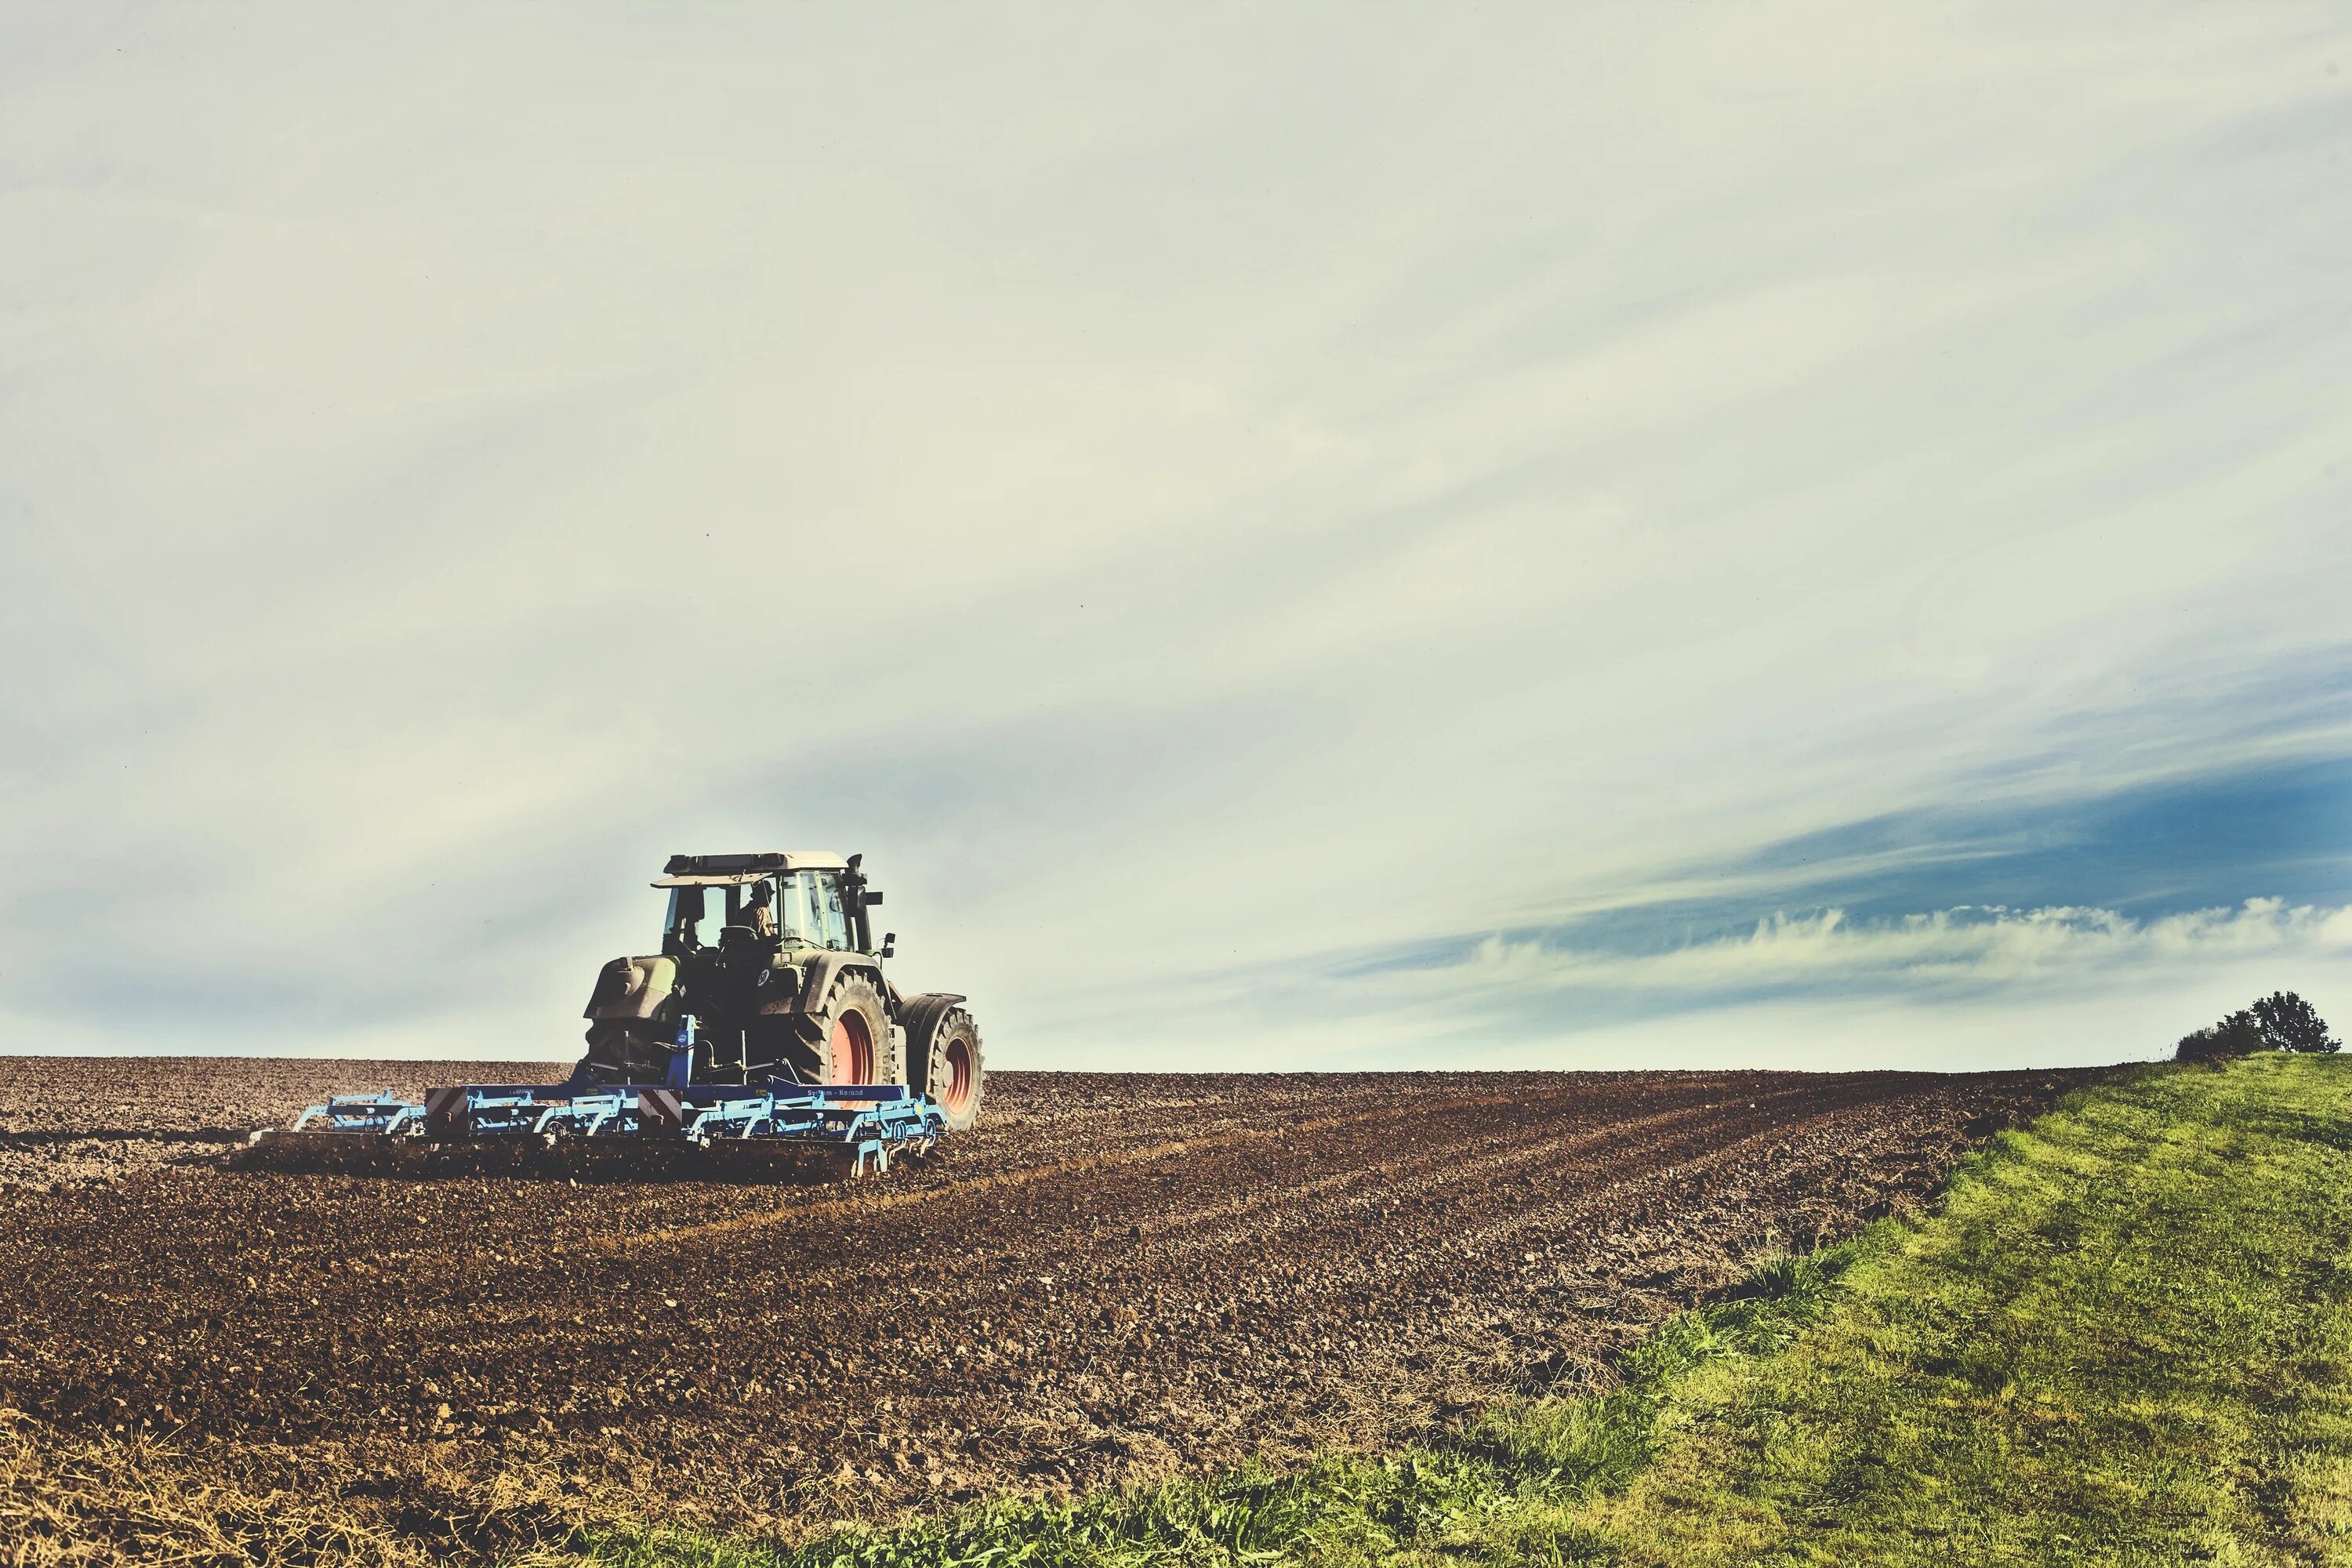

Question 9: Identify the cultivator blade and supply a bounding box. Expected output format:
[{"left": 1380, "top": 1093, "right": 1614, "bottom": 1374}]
[
  {"left": 230, "top": 1078, "right": 946, "bottom": 1183},
  {"left": 293, "top": 1092, "right": 425, "bottom": 1134}
]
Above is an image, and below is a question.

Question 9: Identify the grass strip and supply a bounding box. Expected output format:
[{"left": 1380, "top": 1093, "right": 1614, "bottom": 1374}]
[{"left": 593, "top": 1054, "right": 2352, "bottom": 1566}]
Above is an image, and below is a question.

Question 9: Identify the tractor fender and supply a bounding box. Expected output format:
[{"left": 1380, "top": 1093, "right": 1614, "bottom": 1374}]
[
  {"left": 757, "top": 951, "right": 884, "bottom": 1018},
  {"left": 583, "top": 954, "right": 677, "bottom": 1022}
]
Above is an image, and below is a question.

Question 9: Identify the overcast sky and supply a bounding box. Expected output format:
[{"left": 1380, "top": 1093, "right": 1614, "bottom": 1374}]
[{"left": 3, "top": 2, "right": 2348, "bottom": 1072}]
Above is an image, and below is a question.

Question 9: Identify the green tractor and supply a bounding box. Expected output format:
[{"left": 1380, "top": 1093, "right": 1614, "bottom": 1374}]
[{"left": 579, "top": 851, "right": 984, "bottom": 1131}]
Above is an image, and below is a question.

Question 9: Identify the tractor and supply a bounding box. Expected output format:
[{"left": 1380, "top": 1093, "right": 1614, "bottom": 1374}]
[
  {"left": 237, "top": 849, "right": 983, "bottom": 1174},
  {"left": 579, "top": 851, "right": 984, "bottom": 1131}
]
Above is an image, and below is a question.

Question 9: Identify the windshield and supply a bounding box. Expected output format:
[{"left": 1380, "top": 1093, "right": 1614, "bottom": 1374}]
[
  {"left": 663, "top": 873, "right": 850, "bottom": 950},
  {"left": 776, "top": 871, "right": 852, "bottom": 949}
]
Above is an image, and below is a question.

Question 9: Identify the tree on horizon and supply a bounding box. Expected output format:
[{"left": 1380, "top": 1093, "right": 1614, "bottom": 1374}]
[{"left": 2254, "top": 990, "right": 2341, "bottom": 1054}]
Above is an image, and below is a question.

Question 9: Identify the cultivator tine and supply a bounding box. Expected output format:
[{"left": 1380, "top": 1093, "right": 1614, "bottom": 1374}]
[
  {"left": 531, "top": 1093, "right": 633, "bottom": 1137},
  {"left": 281, "top": 1093, "right": 423, "bottom": 1136}
]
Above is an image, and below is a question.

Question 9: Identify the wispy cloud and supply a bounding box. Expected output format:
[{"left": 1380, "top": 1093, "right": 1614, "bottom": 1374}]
[{"left": 1442, "top": 898, "right": 2352, "bottom": 1000}]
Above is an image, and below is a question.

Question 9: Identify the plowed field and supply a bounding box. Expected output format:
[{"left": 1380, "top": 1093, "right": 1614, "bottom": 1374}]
[{"left": 0, "top": 1058, "right": 2101, "bottom": 1542}]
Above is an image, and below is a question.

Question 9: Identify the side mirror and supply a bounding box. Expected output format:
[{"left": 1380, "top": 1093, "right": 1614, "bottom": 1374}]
[
  {"left": 864, "top": 890, "right": 883, "bottom": 906},
  {"left": 880, "top": 932, "right": 896, "bottom": 959}
]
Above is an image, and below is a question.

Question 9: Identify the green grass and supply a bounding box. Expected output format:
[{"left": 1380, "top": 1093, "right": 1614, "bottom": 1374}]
[{"left": 587, "top": 1055, "right": 2352, "bottom": 1567}]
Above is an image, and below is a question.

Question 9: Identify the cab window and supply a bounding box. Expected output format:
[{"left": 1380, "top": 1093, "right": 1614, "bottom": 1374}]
[
  {"left": 775, "top": 871, "right": 852, "bottom": 949},
  {"left": 664, "top": 885, "right": 728, "bottom": 949},
  {"left": 815, "top": 873, "right": 851, "bottom": 949}
]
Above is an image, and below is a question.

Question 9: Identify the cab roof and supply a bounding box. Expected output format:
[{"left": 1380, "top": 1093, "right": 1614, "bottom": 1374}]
[{"left": 653, "top": 851, "right": 851, "bottom": 887}]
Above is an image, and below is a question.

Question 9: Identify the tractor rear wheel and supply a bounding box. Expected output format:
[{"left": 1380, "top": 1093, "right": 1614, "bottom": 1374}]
[
  {"left": 903, "top": 994, "right": 985, "bottom": 1131},
  {"left": 797, "top": 972, "right": 898, "bottom": 1086}
]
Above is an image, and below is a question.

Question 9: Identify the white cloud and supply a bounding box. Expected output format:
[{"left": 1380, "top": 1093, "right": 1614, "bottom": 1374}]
[{"left": 1440, "top": 898, "right": 2352, "bottom": 998}]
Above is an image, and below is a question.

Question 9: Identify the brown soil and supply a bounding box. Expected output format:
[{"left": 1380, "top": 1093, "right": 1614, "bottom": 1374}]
[{"left": 0, "top": 1058, "right": 2104, "bottom": 1546}]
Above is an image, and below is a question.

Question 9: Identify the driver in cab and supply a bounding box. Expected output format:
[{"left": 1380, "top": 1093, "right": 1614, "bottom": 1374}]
[{"left": 741, "top": 880, "right": 779, "bottom": 940}]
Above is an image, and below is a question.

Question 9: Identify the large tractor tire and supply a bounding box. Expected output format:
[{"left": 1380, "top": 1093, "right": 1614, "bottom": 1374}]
[
  {"left": 796, "top": 971, "right": 900, "bottom": 1086},
  {"left": 903, "top": 993, "right": 985, "bottom": 1131}
]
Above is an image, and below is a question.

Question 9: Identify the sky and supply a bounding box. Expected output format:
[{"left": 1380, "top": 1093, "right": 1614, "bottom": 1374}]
[{"left": 2, "top": 2, "right": 2348, "bottom": 1073}]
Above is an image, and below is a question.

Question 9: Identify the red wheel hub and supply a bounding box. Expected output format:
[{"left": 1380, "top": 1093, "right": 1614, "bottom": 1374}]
[
  {"left": 938, "top": 1035, "right": 975, "bottom": 1114},
  {"left": 828, "top": 1011, "right": 873, "bottom": 1083}
]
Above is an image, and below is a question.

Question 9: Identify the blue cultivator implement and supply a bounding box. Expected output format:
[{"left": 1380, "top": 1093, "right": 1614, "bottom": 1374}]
[{"left": 236, "top": 1014, "right": 949, "bottom": 1181}]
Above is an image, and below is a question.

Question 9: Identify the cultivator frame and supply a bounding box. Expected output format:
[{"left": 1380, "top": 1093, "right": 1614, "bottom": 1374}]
[{"left": 237, "top": 1014, "right": 948, "bottom": 1181}]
